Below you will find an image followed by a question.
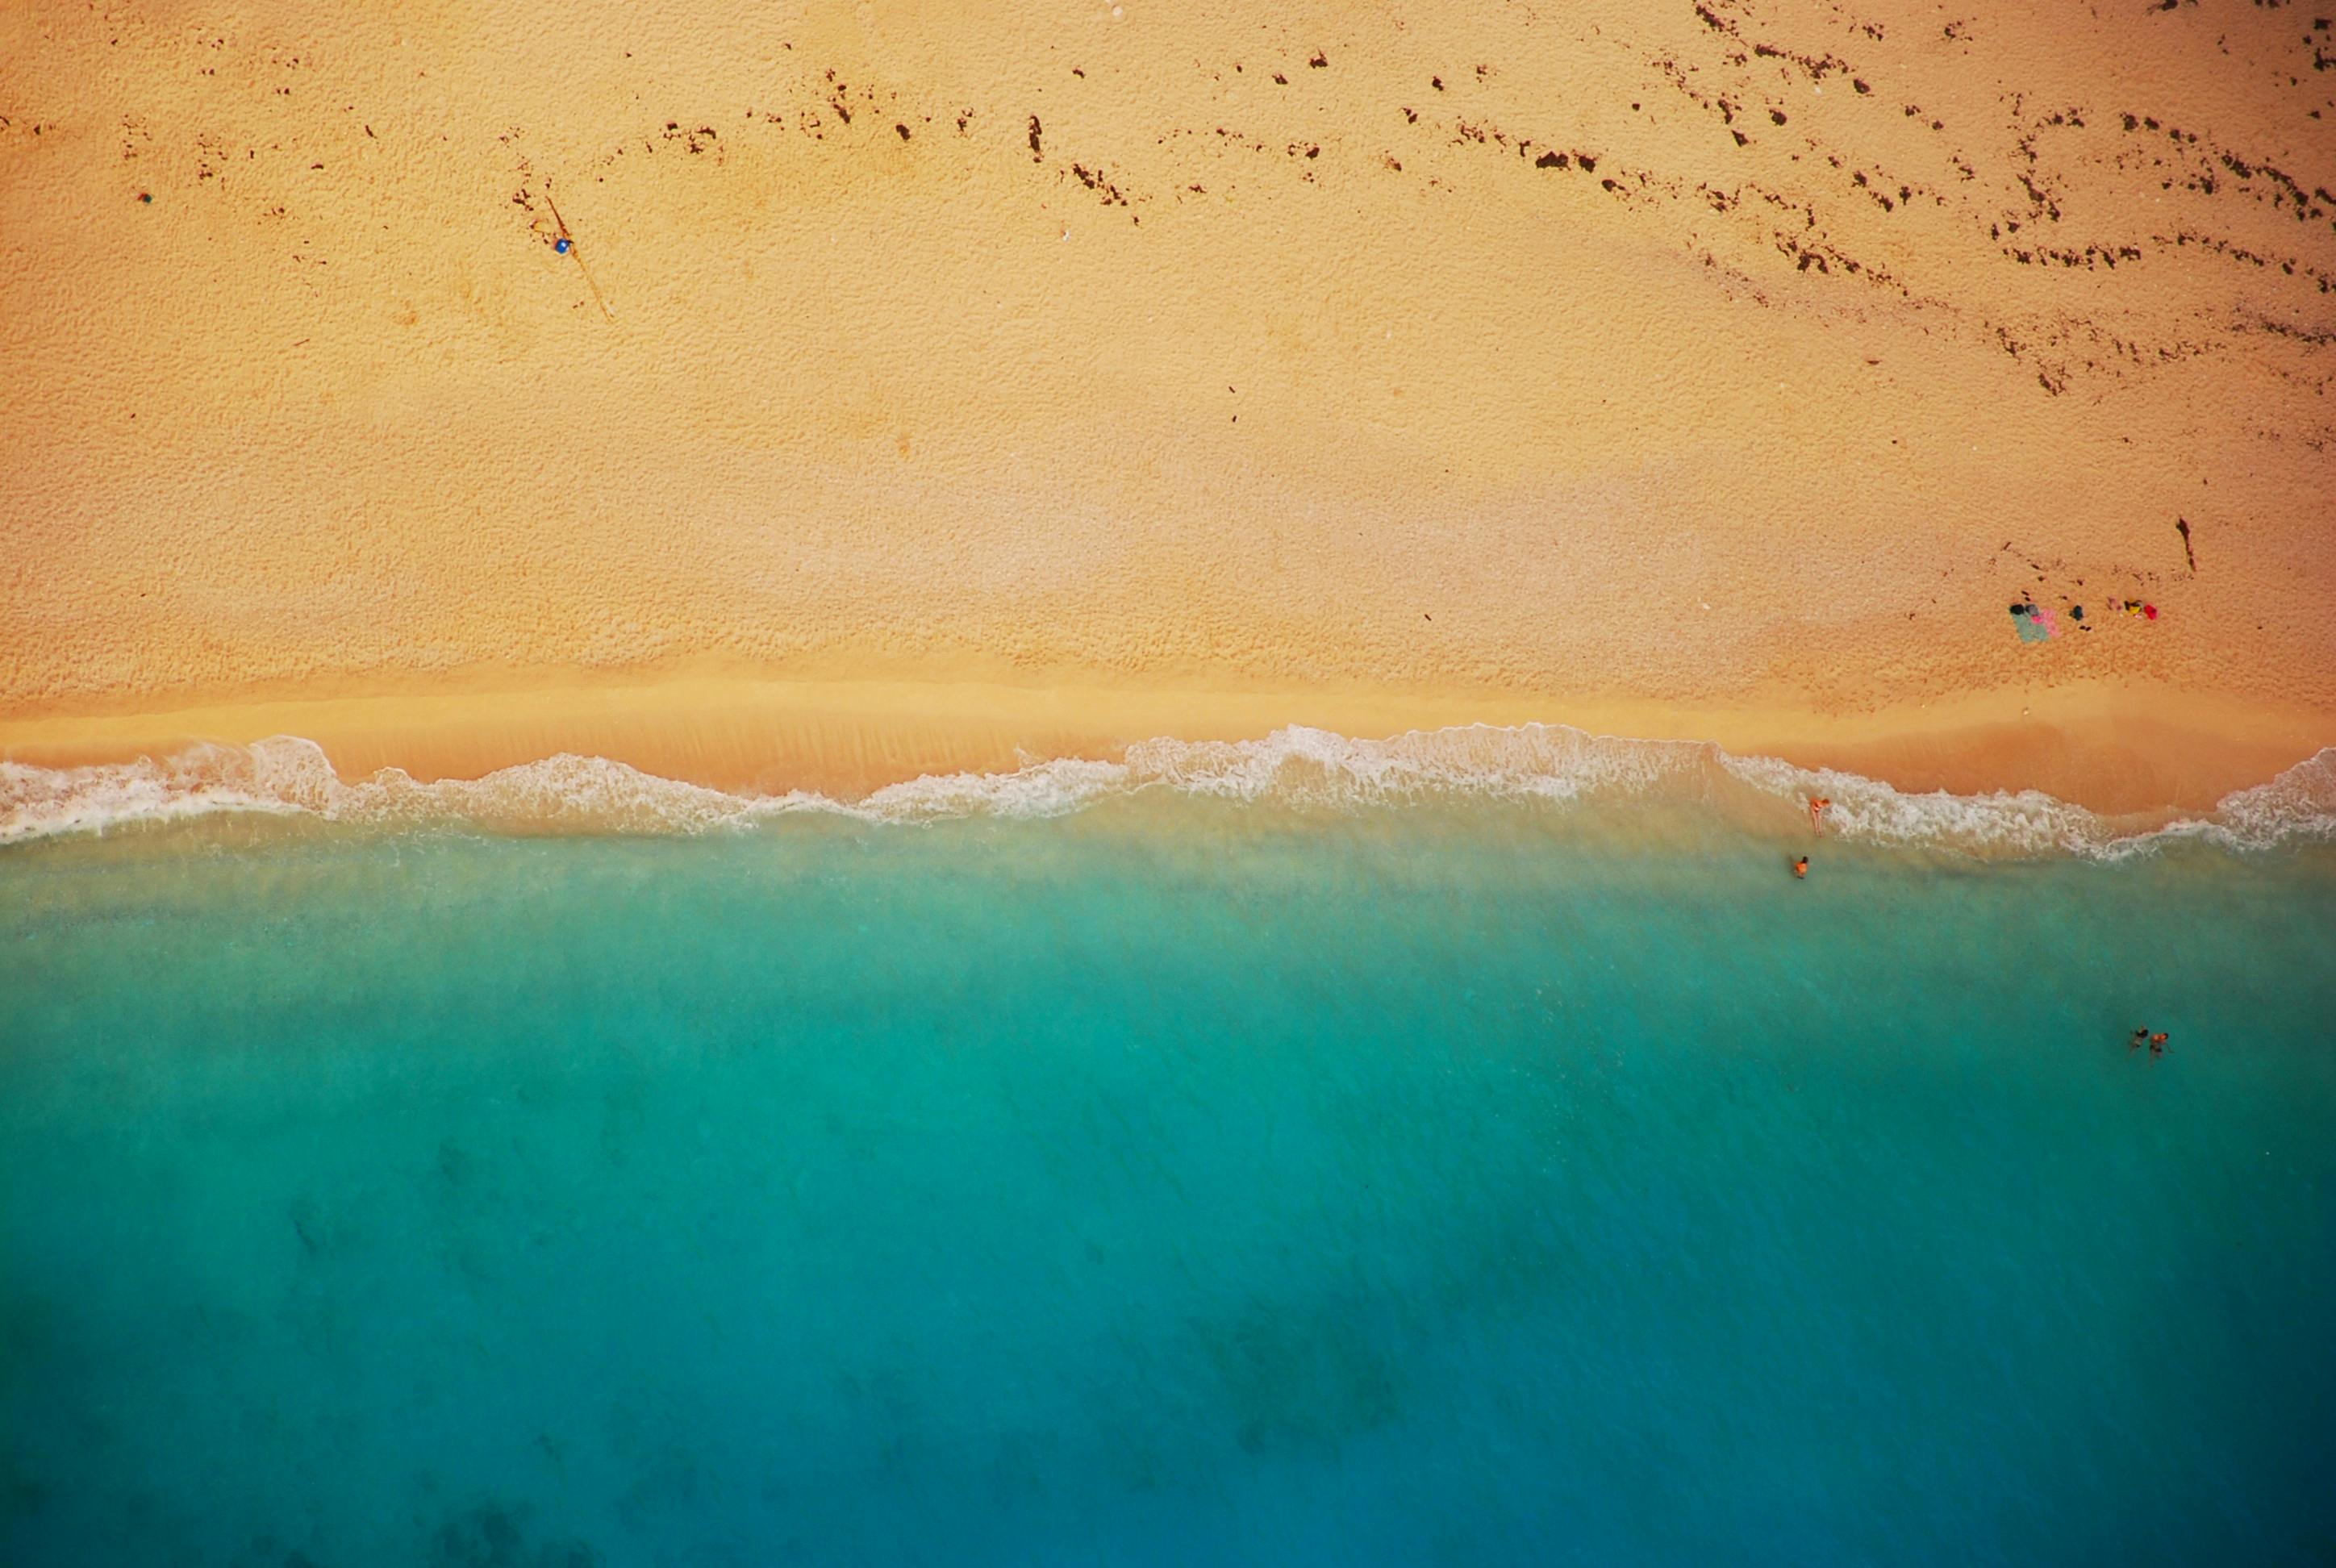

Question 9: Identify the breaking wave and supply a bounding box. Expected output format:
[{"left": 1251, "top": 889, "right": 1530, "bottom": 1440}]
[{"left": 3, "top": 728, "right": 2331, "bottom": 859}]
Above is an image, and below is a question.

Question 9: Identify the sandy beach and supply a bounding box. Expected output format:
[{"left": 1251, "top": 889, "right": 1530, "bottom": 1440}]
[{"left": 5, "top": 0, "right": 2333, "bottom": 811}]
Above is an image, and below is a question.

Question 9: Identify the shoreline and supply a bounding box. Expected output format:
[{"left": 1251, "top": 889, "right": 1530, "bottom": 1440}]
[
  {"left": 11, "top": 4, "right": 2334, "bottom": 841},
  {"left": 4, "top": 669, "right": 2330, "bottom": 818}
]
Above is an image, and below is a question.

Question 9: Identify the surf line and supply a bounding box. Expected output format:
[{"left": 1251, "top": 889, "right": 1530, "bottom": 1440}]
[{"left": 5, "top": 729, "right": 2331, "bottom": 856}]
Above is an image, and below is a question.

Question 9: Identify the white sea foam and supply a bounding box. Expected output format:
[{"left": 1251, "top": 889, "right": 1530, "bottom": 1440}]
[{"left": 3, "top": 728, "right": 2331, "bottom": 858}]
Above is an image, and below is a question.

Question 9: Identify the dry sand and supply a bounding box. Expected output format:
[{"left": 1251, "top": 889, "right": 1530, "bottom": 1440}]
[{"left": 4, "top": 0, "right": 2334, "bottom": 811}]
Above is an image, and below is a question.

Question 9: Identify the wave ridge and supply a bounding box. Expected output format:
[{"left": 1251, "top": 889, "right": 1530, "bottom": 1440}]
[{"left": 4, "top": 728, "right": 2331, "bottom": 857}]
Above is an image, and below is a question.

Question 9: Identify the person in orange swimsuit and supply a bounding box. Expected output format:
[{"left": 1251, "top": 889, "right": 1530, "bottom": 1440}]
[
  {"left": 2150, "top": 1032, "right": 2168, "bottom": 1058},
  {"left": 1792, "top": 855, "right": 1808, "bottom": 879}
]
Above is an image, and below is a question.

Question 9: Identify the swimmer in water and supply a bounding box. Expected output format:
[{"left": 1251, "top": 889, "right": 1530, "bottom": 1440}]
[
  {"left": 2130, "top": 1027, "right": 2149, "bottom": 1052},
  {"left": 2150, "top": 1032, "right": 2168, "bottom": 1058},
  {"left": 1792, "top": 855, "right": 1808, "bottom": 879}
]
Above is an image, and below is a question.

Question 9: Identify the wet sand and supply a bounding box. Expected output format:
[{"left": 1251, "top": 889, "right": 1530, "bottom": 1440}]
[{"left": 4, "top": 669, "right": 2326, "bottom": 816}]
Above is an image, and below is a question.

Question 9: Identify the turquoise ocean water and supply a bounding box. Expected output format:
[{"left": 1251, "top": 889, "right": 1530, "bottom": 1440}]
[{"left": 4, "top": 786, "right": 2334, "bottom": 1565}]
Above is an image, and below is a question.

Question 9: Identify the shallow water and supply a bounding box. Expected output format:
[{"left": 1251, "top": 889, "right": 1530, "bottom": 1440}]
[{"left": 4, "top": 802, "right": 2334, "bottom": 1565}]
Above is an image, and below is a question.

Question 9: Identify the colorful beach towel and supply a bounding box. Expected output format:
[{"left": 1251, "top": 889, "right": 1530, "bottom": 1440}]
[{"left": 2011, "top": 604, "right": 2056, "bottom": 644}]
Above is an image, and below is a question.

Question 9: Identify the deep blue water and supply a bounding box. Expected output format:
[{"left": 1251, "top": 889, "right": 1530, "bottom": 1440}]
[{"left": 3, "top": 802, "right": 2334, "bottom": 1566}]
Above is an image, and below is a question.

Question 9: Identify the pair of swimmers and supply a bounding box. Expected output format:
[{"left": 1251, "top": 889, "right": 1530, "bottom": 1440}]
[
  {"left": 1791, "top": 796, "right": 1833, "bottom": 878},
  {"left": 1789, "top": 795, "right": 1834, "bottom": 878},
  {"left": 2130, "top": 1027, "right": 2170, "bottom": 1058}
]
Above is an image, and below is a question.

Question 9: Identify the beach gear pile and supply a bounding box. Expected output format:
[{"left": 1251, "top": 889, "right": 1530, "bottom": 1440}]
[{"left": 2009, "top": 598, "right": 2156, "bottom": 643}]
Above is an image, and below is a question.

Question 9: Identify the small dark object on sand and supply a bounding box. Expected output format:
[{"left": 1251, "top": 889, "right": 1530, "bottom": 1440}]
[
  {"left": 2009, "top": 603, "right": 2028, "bottom": 615},
  {"left": 2176, "top": 517, "right": 2196, "bottom": 573},
  {"left": 2070, "top": 605, "right": 2084, "bottom": 621},
  {"left": 542, "top": 192, "right": 611, "bottom": 319}
]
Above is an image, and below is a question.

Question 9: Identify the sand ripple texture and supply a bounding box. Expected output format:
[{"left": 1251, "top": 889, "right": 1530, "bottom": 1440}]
[
  {"left": 5, "top": 728, "right": 2331, "bottom": 861},
  {"left": 4, "top": 2, "right": 2334, "bottom": 718}
]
